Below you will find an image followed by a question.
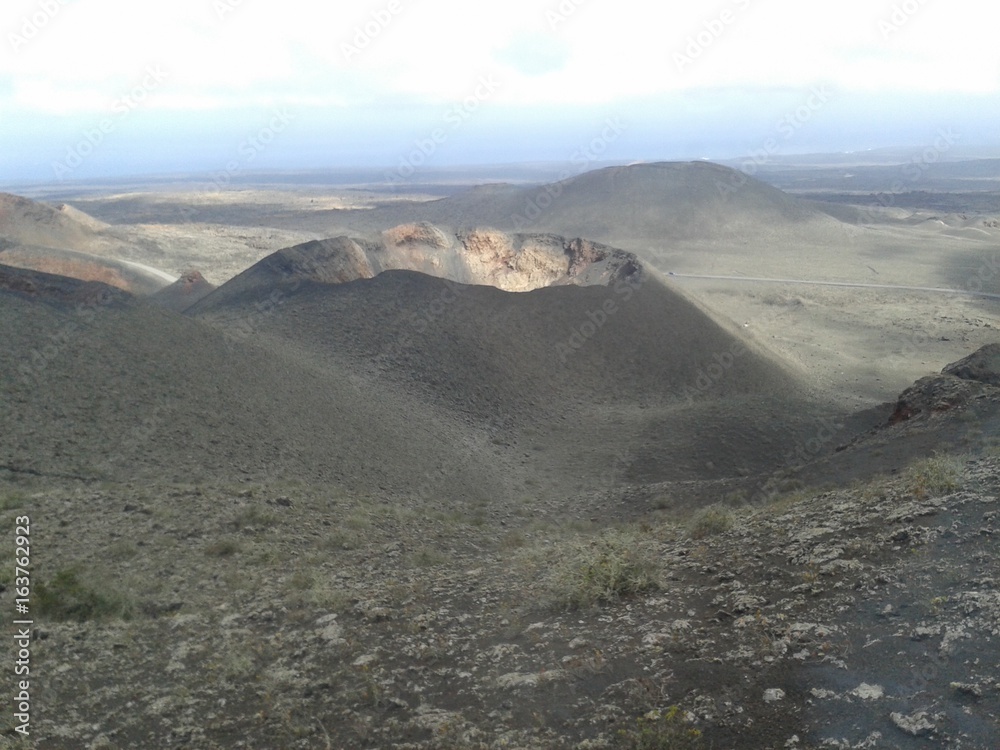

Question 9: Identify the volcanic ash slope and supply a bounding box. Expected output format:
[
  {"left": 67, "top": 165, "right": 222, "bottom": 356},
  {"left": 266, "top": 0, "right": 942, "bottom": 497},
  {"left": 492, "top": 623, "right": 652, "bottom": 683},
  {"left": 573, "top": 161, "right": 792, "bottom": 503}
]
[{"left": 189, "top": 227, "right": 846, "bottom": 496}]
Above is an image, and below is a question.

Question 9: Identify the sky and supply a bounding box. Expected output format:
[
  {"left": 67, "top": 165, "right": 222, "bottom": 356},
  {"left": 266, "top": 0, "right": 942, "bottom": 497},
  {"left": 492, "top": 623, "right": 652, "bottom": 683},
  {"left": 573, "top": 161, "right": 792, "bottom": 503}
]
[{"left": 2, "top": 0, "right": 1000, "bottom": 185}]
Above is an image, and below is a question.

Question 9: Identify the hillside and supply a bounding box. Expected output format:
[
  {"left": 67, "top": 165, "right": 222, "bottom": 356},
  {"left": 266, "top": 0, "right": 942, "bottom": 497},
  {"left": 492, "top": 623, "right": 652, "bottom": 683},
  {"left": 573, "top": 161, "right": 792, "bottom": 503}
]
[
  {"left": 0, "top": 265, "right": 513, "bottom": 502},
  {"left": 344, "top": 162, "right": 857, "bottom": 249},
  {"left": 0, "top": 193, "right": 171, "bottom": 293},
  {"left": 187, "top": 229, "right": 848, "bottom": 494}
]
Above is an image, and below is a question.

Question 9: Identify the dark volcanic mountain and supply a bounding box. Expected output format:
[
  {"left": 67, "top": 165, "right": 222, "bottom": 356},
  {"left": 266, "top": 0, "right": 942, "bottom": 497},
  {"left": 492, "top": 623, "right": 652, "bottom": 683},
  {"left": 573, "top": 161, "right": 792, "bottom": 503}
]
[
  {"left": 187, "top": 227, "right": 844, "bottom": 495},
  {"left": 1, "top": 226, "right": 847, "bottom": 503},
  {"left": 336, "top": 162, "right": 856, "bottom": 250}
]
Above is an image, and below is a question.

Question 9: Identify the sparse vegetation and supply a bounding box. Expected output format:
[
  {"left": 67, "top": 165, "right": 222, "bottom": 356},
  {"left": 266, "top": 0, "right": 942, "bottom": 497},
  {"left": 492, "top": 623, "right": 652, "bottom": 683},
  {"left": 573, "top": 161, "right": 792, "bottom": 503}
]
[
  {"left": 35, "top": 568, "right": 134, "bottom": 622},
  {"left": 205, "top": 537, "right": 242, "bottom": 557},
  {"left": 409, "top": 545, "right": 449, "bottom": 568},
  {"left": 903, "top": 454, "right": 964, "bottom": 498},
  {"left": 687, "top": 504, "right": 734, "bottom": 539},
  {"left": 546, "top": 530, "right": 659, "bottom": 609},
  {"left": 767, "top": 486, "right": 817, "bottom": 515},
  {"left": 107, "top": 539, "right": 139, "bottom": 562},
  {"left": 233, "top": 505, "right": 278, "bottom": 530},
  {"left": 0, "top": 490, "right": 27, "bottom": 512},
  {"left": 617, "top": 707, "right": 703, "bottom": 750}
]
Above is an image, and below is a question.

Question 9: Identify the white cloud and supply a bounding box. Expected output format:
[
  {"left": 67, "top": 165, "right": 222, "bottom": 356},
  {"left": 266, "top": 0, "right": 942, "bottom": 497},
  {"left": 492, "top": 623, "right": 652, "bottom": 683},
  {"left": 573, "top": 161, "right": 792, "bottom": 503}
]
[{"left": 1, "top": 0, "right": 998, "bottom": 115}]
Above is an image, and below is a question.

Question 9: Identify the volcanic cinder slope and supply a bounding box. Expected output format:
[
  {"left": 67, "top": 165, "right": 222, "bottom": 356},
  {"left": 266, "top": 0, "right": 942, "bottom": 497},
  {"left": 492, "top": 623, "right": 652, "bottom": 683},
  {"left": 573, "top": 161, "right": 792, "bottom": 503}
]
[
  {"left": 0, "top": 262, "right": 521, "bottom": 503},
  {"left": 308, "top": 161, "right": 860, "bottom": 255},
  {"left": 0, "top": 193, "right": 171, "bottom": 294},
  {"left": 148, "top": 270, "right": 217, "bottom": 313},
  {"left": 187, "top": 226, "right": 850, "bottom": 499},
  {"left": 2, "top": 222, "right": 852, "bottom": 506}
]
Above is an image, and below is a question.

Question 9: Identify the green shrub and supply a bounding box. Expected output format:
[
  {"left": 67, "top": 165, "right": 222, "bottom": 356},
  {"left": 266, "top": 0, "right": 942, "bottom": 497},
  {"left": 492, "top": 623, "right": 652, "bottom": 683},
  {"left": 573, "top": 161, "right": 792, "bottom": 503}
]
[
  {"left": 618, "top": 707, "right": 703, "bottom": 749},
  {"left": 549, "top": 531, "right": 658, "bottom": 609},
  {"left": 904, "top": 455, "right": 964, "bottom": 498},
  {"left": 687, "top": 505, "right": 734, "bottom": 539},
  {"left": 35, "top": 568, "right": 133, "bottom": 622}
]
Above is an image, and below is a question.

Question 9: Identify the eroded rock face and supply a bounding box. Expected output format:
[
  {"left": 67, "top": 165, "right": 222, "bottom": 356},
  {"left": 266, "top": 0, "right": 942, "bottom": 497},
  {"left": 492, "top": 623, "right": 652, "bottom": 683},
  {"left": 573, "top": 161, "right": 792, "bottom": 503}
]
[
  {"left": 382, "top": 222, "right": 451, "bottom": 250},
  {"left": 889, "top": 343, "right": 1000, "bottom": 424},
  {"left": 943, "top": 343, "right": 1000, "bottom": 386},
  {"left": 460, "top": 230, "right": 570, "bottom": 292},
  {"left": 376, "top": 224, "right": 643, "bottom": 291},
  {"left": 223, "top": 224, "right": 644, "bottom": 296}
]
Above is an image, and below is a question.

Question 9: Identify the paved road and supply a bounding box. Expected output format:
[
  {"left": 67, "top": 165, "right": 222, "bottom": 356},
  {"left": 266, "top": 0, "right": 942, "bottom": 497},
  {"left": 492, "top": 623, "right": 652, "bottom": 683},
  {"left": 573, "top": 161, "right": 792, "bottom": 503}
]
[{"left": 666, "top": 273, "right": 1000, "bottom": 301}]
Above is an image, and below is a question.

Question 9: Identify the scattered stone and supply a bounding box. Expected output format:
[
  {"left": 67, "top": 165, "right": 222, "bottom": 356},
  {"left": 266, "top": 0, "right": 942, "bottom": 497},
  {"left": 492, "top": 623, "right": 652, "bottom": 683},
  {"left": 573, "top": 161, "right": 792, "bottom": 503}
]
[
  {"left": 850, "top": 683, "right": 884, "bottom": 700},
  {"left": 318, "top": 622, "right": 343, "bottom": 643},
  {"left": 911, "top": 625, "right": 939, "bottom": 640},
  {"left": 890, "top": 710, "right": 935, "bottom": 737},
  {"left": 496, "top": 670, "right": 568, "bottom": 689},
  {"left": 950, "top": 681, "right": 983, "bottom": 699},
  {"left": 763, "top": 688, "right": 786, "bottom": 703}
]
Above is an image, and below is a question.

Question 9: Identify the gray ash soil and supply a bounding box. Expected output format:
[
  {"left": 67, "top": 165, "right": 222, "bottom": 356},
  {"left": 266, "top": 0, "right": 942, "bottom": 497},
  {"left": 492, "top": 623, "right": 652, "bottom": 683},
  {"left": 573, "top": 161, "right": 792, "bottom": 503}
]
[
  {"left": 3, "top": 266, "right": 1000, "bottom": 747},
  {"left": 3, "top": 442, "right": 999, "bottom": 748}
]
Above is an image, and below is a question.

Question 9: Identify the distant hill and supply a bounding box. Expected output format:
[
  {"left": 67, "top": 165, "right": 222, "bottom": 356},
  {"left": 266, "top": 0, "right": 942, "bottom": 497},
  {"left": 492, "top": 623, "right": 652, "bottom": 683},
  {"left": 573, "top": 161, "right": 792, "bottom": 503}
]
[
  {"left": 149, "top": 270, "right": 216, "bottom": 313},
  {"left": 0, "top": 193, "right": 169, "bottom": 294},
  {"left": 0, "top": 262, "right": 133, "bottom": 309},
  {"left": 0, "top": 192, "right": 101, "bottom": 249},
  {"left": 354, "top": 162, "right": 856, "bottom": 248}
]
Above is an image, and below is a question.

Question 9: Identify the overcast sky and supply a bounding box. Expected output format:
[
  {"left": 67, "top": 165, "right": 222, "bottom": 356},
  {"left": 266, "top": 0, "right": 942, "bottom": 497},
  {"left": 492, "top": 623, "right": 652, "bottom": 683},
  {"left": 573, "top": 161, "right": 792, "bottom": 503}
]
[{"left": 2, "top": 0, "right": 1000, "bottom": 184}]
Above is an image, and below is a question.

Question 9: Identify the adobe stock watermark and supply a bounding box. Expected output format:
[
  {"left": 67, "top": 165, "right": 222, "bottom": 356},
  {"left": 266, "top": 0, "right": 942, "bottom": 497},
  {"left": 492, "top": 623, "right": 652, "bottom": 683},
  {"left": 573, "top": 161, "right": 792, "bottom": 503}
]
[
  {"left": 674, "top": 0, "right": 752, "bottom": 71},
  {"left": 858, "top": 128, "right": 959, "bottom": 222},
  {"left": 883, "top": 249, "right": 1000, "bottom": 371},
  {"left": 8, "top": 0, "right": 70, "bottom": 53},
  {"left": 555, "top": 275, "right": 642, "bottom": 363},
  {"left": 214, "top": 0, "right": 250, "bottom": 21},
  {"left": 341, "top": 0, "right": 404, "bottom": 61},
  {"left": 220, "top": 240, "right": 333, "bottom": 340},
  {"left": 510, "top": 117, "right": 626, "bottom": 230},
  {"left": 547, "top": 0, "right": 587, "bottom": 30},
  {"left": 717, "top": 85, "right": 833, "bottom": 196},
  {"left": 51, "top": 65, "right": 169, "bottom": 181},
  {"left": 384, "top": 75, "right": 501, "bottom": 186},
  {"left": 879, "top": 0, "right": 930, "bottom": 39},
  {"left": 396, "top": 279, "right": 469, "bottom": 348},
  {"left": 204, "top": 108, "right": 295, "bottom": 191}
]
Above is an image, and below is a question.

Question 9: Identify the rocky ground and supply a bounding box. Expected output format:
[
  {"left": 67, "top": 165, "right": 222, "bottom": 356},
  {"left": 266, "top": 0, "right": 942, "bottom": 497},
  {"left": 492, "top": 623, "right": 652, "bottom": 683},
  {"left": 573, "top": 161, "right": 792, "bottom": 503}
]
[{"left": 1, "top": 411, "right": 998, "bottom": 748}]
